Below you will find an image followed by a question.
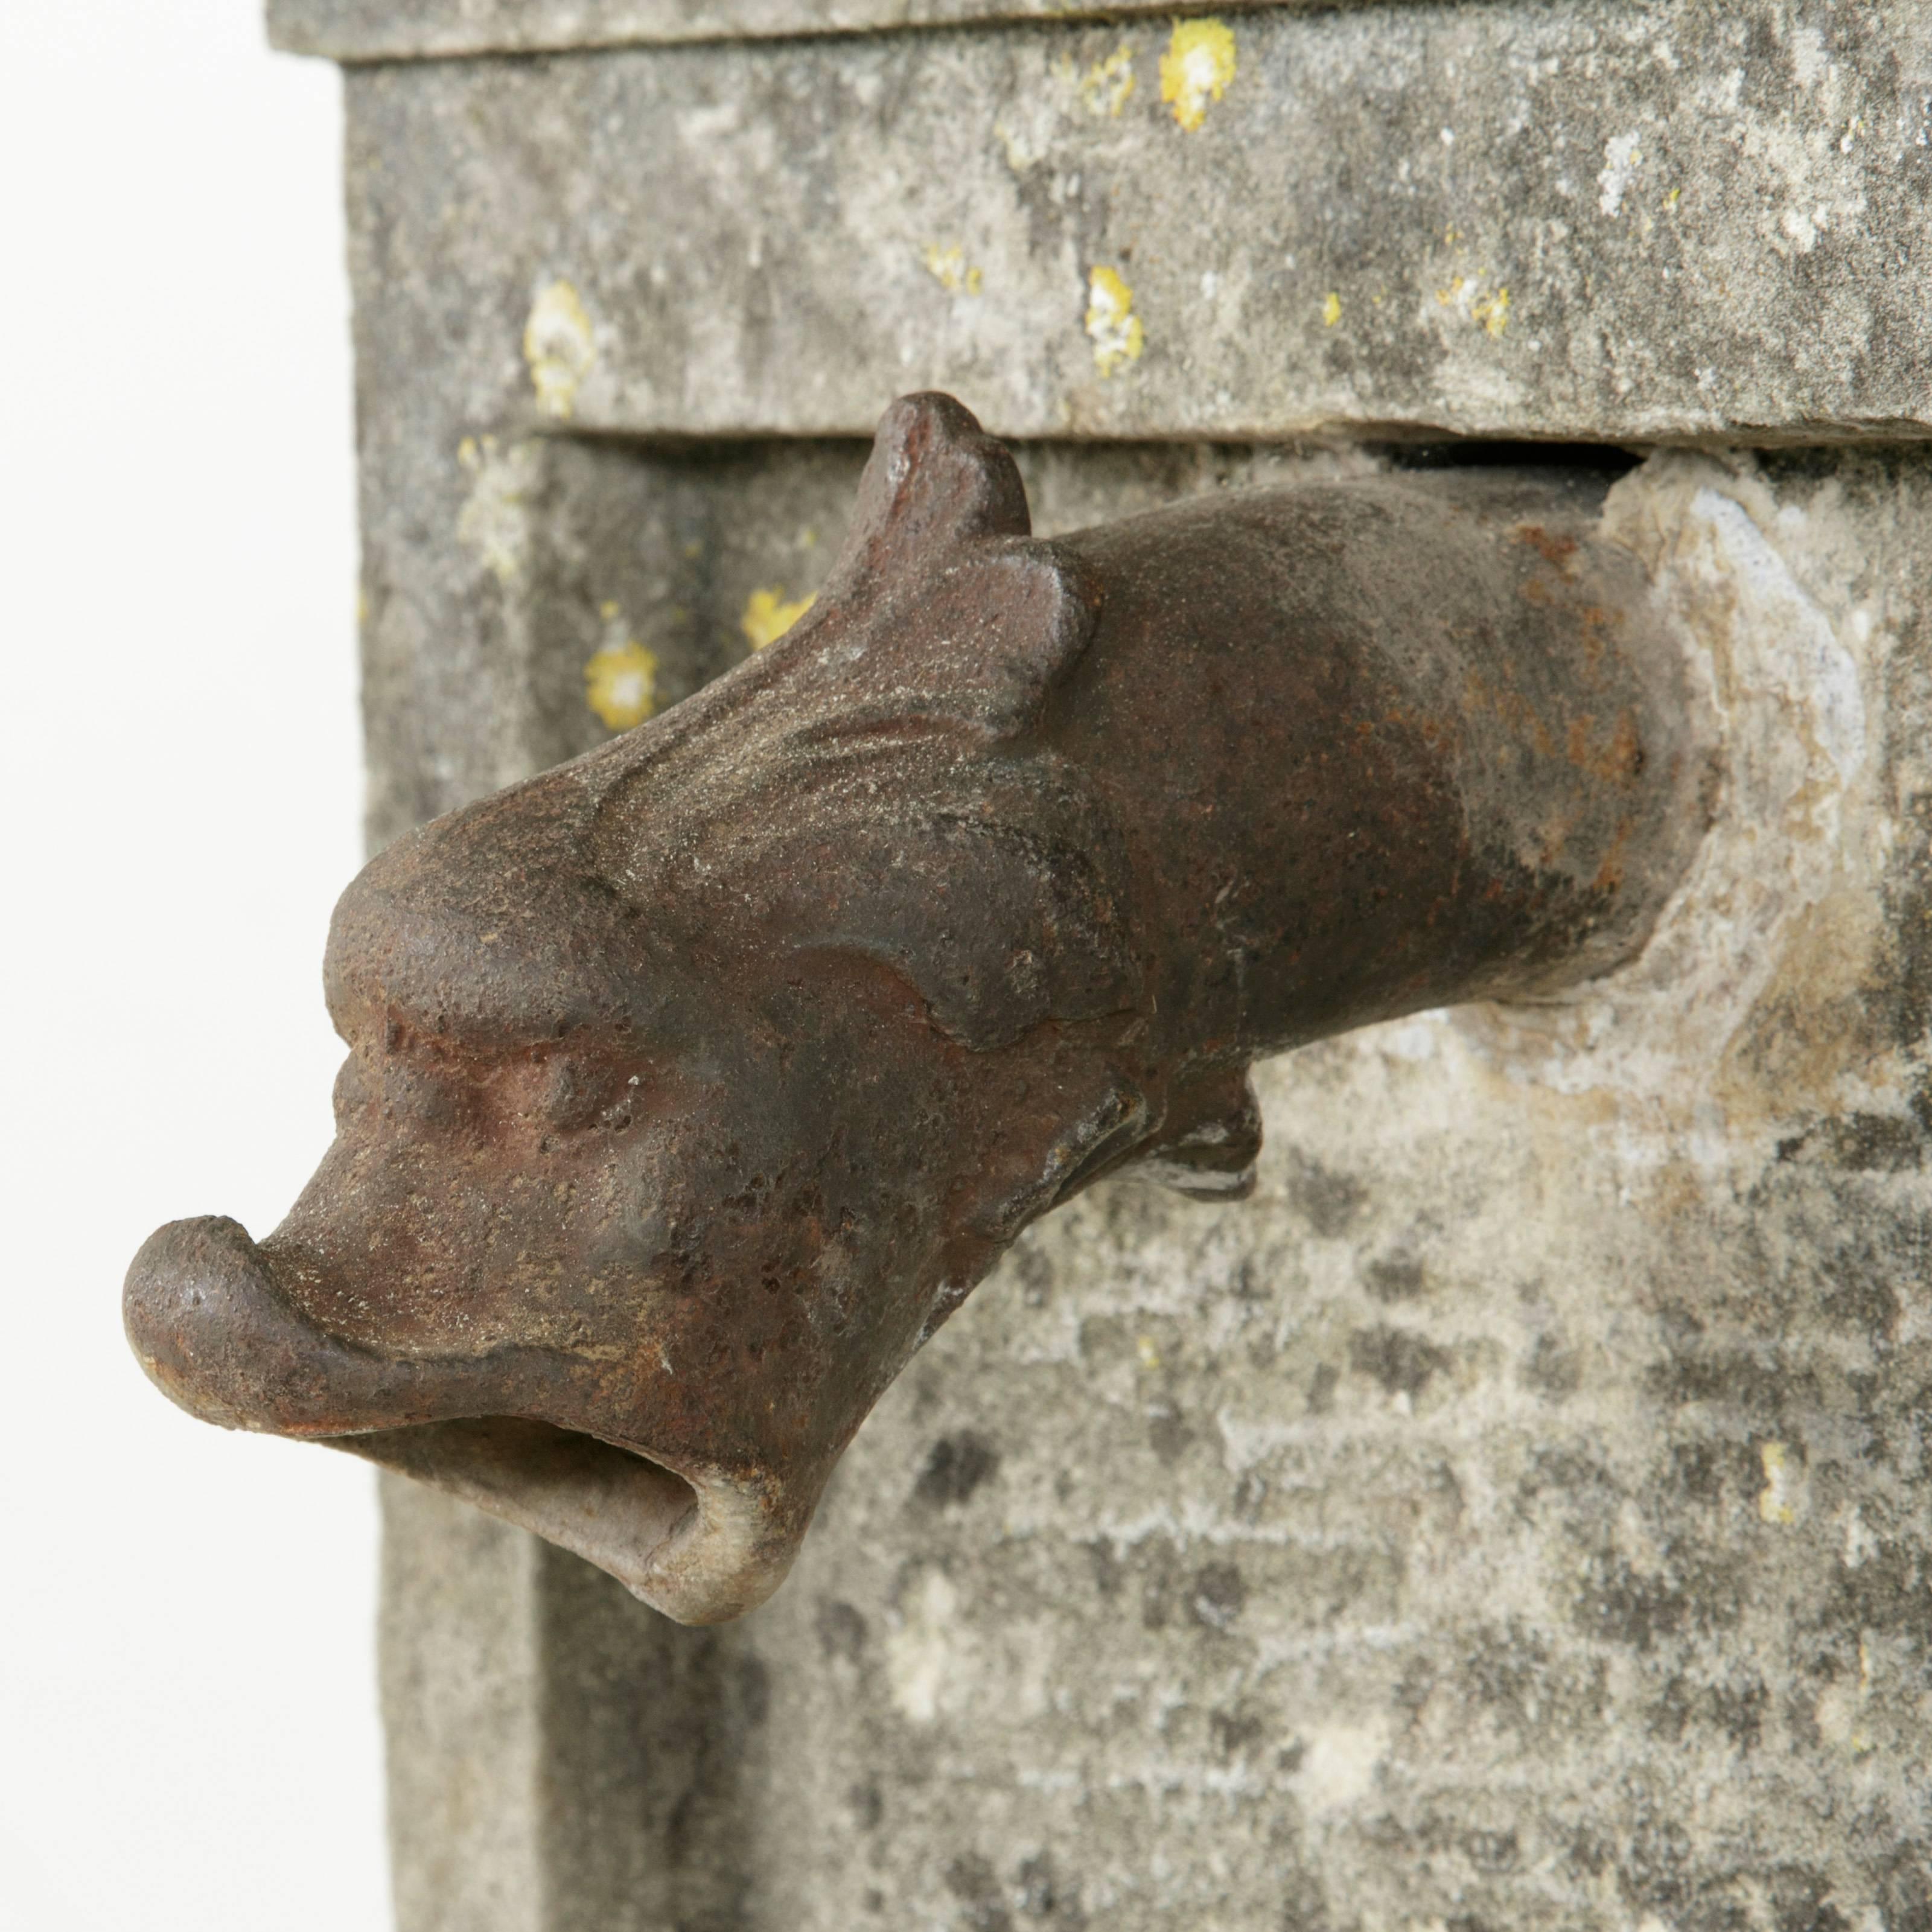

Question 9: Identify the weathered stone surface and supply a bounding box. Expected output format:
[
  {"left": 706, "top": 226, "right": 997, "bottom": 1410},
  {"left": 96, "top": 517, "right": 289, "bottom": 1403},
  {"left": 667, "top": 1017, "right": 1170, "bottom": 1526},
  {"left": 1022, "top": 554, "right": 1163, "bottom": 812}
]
[
  {"left": 372, "top": 437, "right": 1932, "bottom": 1928},
  {"left": 342, "top": 2, "right": 1932, "bottom": 451},
  {"left": 379, "top": 1479, "right": 543, "bottom": 1930},
  {"left": 271, "top": 0, "right": 1337, "bottom": 62}
]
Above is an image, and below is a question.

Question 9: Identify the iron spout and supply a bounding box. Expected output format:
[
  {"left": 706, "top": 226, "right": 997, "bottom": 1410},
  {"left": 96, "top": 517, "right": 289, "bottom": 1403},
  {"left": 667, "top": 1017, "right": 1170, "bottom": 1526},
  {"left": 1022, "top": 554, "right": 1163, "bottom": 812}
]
[{"left": 126, "top": 394, "right": 1709, "bottom": 1621}]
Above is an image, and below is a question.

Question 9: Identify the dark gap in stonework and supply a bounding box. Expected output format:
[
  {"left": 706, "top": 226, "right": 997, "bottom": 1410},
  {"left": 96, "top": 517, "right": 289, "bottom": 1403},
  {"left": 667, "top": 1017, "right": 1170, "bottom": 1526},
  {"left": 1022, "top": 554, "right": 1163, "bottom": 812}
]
[
  {"left": 562, "top": 423, "right": 1652, "bottom": 476},
  {"left": 1383, "top": 439, "right": 1646, "bottom": 476}
]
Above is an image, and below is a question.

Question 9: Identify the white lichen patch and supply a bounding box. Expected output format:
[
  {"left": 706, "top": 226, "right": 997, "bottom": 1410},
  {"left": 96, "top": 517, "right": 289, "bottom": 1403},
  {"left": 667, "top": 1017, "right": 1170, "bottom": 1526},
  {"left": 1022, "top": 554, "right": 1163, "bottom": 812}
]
[
  {"left": 1790, "top": 24, "right": 1829, "bottom": 89},
  {"left": 1433, "top": 272, "right": 1511, "bottom": 339},
  {"left": 885, "top": 1564, "right": 961, "bottom": 1724},
  {"left": 523, "top": 279, "right": 596, "bottom": 419},
  {"left": 1814, "top": 1636, "right": 1876, "bottom": 1755},
  {"left": 1160, "top": 19, "right": 1238, "bottom": 132},
  {"left": 992, "top": 112, "right": 1049, "bottom": 175},
  {"left": 456, "top": 433, "right": 543, "bottom": 585},
  {"left": 1085, "top": 266, "right": 1144, "bottom": 377},
  {"left": 1598, "top": 131, "right": 1643, "bottom": 217},
  {"left": 1293, "top": 1717, "right": 1392, "bottom": 1817},
  {"left": 1781, "top": 203, "right": 1834, "bottom": 253}
]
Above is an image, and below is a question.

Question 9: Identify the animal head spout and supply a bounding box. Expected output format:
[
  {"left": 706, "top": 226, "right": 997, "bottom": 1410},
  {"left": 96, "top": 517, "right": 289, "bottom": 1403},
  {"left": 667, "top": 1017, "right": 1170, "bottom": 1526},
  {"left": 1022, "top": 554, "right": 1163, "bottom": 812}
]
[
  {"left": 125, "top": 395, "right": 1169, "bottom": 1624},
  {"left": 127, "top": 395, "right": 1703, "bottom": 1621}
]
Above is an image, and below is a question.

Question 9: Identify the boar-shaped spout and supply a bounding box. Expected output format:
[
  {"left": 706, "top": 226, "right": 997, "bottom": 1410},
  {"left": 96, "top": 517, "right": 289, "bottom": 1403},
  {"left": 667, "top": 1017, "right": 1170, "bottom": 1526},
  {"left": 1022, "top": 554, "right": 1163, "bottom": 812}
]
[{"left": 126, "top": 394, "right": 1704, "bottom": 1623}]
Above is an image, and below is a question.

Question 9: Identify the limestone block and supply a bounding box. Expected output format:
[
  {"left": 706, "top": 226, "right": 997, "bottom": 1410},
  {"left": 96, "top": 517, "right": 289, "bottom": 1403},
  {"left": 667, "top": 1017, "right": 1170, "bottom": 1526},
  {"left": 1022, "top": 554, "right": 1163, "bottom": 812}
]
[
  {"left": 329, "top": 4, "right": 1932, "bottom": 1923},
  {"left": 371, "top": 438, "right": 1932, "bottom": 1928},
  {"left": 342, "top": 2, "right": 1932, "bottom": 451}
]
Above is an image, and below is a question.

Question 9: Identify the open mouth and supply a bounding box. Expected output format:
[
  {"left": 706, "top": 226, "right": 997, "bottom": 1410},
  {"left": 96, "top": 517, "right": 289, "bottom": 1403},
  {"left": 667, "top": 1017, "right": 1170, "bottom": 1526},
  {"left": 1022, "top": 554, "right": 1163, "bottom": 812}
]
[
  {"left": 326, "top": 1417, "right": 701, "bottom": 1595},
  {"left": 124, "top": 1214, "right": 800, "bottom": 1624}
]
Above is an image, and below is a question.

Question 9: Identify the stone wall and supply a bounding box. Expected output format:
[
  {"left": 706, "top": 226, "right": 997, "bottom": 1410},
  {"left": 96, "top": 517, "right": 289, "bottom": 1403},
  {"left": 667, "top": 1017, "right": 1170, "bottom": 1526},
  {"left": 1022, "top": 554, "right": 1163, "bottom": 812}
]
[{"left": 320, "top": 3, "right": 1932, "bottom": 1926}]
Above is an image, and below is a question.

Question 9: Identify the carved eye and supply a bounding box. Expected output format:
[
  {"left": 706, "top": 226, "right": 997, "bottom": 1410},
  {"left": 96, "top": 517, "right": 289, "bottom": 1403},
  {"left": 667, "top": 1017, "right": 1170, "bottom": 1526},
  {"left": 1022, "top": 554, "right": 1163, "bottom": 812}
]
[
  {"left": 539, "top": 1056, "right": 651, "bottom": 1132},
  {"left": 379, "top": 1058, "right": 464, "bottom": 1126}
]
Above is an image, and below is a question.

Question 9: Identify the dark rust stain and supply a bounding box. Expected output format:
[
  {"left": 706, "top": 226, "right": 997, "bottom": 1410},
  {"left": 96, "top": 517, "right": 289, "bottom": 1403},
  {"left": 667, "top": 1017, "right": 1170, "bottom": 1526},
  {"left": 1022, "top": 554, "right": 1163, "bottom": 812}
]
[{"left": 1516, "top": 523, "right": 1582, "bottom": 575}]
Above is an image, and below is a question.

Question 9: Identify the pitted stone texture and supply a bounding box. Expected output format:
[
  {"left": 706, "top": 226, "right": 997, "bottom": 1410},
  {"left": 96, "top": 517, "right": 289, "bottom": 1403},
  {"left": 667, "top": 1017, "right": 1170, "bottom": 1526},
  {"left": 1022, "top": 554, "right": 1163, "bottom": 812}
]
[
  {"left": 272, "top": 0, "right": 1343, "bottom": 61},
  {"left": 373, "top": 445, "right": 1932, "bottom": 1930},
  {"left": 342, "top": 3, "right": 1932, "bottom": 449}
]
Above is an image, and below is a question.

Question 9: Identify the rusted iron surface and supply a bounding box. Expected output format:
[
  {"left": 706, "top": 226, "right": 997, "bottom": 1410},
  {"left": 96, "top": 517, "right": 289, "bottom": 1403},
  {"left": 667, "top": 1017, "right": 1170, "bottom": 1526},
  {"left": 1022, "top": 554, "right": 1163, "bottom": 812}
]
[{"left": 126, "top": 395, "right": 1707, "bottom": 1624}]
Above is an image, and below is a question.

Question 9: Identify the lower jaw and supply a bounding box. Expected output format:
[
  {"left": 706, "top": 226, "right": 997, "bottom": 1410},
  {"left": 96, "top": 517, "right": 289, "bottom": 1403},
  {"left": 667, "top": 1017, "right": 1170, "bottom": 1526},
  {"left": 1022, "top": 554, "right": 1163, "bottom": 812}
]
[
  {"left": 327, "top": 1415, "right": 698, "bottom": 1596},
  {"left": 322, "top": 1416, "right": 802, "bottom": 1624}
]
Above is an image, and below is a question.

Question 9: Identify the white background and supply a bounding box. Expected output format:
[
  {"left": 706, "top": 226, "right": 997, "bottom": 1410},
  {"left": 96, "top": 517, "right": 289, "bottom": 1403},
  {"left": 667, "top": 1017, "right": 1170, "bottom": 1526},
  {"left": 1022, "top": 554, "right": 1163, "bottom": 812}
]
[{"left": 1, "top": 5, "right": 391, "bottom": 1927}]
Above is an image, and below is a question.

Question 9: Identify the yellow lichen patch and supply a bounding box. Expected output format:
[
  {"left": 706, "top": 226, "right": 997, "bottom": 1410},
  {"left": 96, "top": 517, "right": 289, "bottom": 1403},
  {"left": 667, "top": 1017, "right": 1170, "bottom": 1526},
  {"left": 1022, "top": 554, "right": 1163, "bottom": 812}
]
[
  {"left": 584, "top": 610, "right": 659, "bottom": 732},
  {"left": 1758, "top": 1441, "right": 1800, "bottom": 1525},
  {"left": 523, "top": 279, "right": 595, "bottom": 419},
  {"left": 1438, "top": 272, "right": 1512, "bottom": 340},
  {"left": 1471, "top": 284, "right": 1511, "bottom": 337},
  {"left": 1085, "top": 265, "right": 1144, "bottom": 377},
  {"left": 1135, "top": 1334, "right": 1162, "bottom": 1371},
  {"left": 1160, "top": 19, "right": 1237, "bottom": 132},
  {"left": 1322, "top": 291, "right": 1343, "bottom": 328},
  {"left": 741, "top": 587, "right": 815, "bottom": 651},
  {"left": 1079, "top": 44, "right": 1137, "bottom": 118},
  {"left": 922, "top": 243, "right": 984, "bottom": 296}
]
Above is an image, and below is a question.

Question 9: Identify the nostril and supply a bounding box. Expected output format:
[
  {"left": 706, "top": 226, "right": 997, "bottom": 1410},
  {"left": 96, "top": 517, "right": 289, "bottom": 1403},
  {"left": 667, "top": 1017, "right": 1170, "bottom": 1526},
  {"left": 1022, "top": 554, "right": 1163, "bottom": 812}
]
[{"left": 541, "top": 1054, "right": 607, "bottom": 1129}]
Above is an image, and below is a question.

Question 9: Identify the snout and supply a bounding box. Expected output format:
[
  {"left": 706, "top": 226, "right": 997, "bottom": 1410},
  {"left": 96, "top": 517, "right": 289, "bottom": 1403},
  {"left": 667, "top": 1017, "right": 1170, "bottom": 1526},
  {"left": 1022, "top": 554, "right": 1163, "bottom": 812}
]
[
  {"left": 123, "top": 1216, "right": 809, "bottom": 1624},
  {"left": 124, "top": 1215, "right": 397, "bottom": 1435}
]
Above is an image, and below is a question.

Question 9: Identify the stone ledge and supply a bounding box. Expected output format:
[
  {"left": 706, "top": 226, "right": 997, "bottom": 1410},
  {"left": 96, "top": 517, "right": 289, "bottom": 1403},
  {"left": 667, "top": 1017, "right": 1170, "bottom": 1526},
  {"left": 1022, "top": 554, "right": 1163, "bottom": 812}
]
[
  {"left": 343, "top": 2, "right": 1932, "bottom": 445},
  {"left": 270, "top": 0, "right": 1360, "bottom": 63}
]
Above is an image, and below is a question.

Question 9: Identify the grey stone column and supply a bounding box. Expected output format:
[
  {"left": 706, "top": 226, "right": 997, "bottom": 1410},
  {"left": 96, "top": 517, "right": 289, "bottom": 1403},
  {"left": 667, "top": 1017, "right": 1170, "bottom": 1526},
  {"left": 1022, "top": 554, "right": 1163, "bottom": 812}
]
[{"left": 295, "top": 1, "right": 1932, "bottom": 1923}]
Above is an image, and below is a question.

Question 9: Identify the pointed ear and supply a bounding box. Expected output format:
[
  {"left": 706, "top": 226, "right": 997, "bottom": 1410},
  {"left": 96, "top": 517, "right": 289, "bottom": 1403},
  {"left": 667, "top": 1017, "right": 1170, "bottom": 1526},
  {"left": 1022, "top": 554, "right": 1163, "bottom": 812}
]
[
  {"left": 835, "top": 392, "right": 1031, "bottom": 585},
  {"left": 777, "top": 391, "right": 1100, "bottom": 741},
  {"left": 891, "top": 542, "right": 1105, "bottom": 739}
]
